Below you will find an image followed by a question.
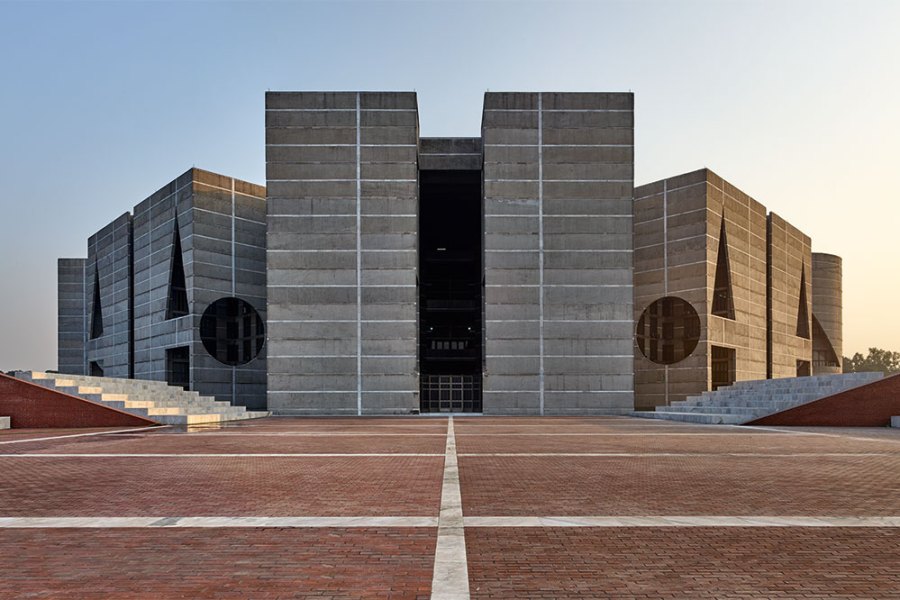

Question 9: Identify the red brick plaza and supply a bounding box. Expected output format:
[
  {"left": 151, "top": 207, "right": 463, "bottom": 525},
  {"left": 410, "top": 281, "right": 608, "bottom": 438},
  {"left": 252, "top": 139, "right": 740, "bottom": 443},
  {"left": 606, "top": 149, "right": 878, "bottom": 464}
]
[{"left": 2, "top": 417, "right": 900, "bottom": 599}]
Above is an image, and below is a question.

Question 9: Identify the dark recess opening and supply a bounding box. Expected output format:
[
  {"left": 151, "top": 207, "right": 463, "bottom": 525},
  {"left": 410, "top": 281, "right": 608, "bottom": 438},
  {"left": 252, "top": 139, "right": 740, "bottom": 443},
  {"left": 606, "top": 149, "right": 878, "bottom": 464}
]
[
  {"left": 166, "top": 217, "right": 189, "bottom": 320},
  {"left": 711, "top": 345, "right": 736, "bottom": 391},
  {"left": 200, "top": 297, "right": 265, "bottom": 366},
  {"left": 796, "top": 266, "right": 810, "bottom": 339},
  {"left": 711, "top": 215, "right": 735, "bottom": 319},
  {"left": 797, "top": 359, "right": 811, "bottom": 377},
  {"left": 419, "top": 170, "right": 483, "bottom": 413},
  {"left": 90, "top": 361, "right": 104, "bottom": 378},
  {"left": 89, "top": 261, "right": 103, "bottom": 339},
  {"left": 166, "top": 346, "right": 190, "bottom": 391}
]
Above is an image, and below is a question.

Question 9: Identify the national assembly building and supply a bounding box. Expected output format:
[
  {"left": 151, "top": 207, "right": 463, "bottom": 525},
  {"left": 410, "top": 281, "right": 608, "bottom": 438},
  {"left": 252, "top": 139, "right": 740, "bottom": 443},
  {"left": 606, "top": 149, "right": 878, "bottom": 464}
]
[{"left": 56, "top": 91, "right": 843, "bottom": 415}]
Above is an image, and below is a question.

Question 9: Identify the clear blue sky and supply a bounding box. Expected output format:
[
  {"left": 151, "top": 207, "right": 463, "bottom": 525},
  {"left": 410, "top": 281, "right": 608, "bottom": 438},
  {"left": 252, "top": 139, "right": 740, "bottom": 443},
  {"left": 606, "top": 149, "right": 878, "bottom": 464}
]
[{"left": 1, "top": 0, "right": 898, "bottom": 371}]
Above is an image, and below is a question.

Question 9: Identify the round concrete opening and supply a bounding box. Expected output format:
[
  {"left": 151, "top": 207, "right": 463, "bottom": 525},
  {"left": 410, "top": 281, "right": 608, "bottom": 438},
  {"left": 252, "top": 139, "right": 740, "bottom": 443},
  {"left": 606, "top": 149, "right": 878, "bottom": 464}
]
[
  {"left": 200, "top": 297, "right": 265, "bottom": 366},
  {"left": 635, "top": 296, "right": 701, "bottom": 365}
]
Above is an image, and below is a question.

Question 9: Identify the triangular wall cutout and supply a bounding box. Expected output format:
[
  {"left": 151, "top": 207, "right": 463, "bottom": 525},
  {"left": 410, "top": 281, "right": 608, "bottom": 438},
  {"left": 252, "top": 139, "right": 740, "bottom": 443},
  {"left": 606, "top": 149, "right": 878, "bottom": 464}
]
[
  {"left": 796, "top": 265, "right": 810, "bottom": 338},
  {"left": 711, "top": 214, "right": 735, "bottom": 319},
  {"left": 812, "top": 314, "right": 839, "bottom": 366},
  {"left": 165, "top": 216, "right": 189, "bottom": 319},
  {"left": 89, "top": 260, "right": 104, "bottom": 339}
]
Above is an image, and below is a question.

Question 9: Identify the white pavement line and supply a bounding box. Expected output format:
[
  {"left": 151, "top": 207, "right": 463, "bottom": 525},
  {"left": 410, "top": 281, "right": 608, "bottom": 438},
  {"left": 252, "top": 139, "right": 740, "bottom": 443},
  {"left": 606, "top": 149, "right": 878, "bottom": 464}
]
[
  {"left": 453, "top": 432, "right": 798, "bottom": 437},
  {"left": 0, "top": 453, "right": 445, "bottom": 458},
  {"left": 0, "top": 426, "right": 167, "bottom": 445},
  {"left": 740, "top": 425, "right": 900, "bottom": 445},
  {"left": 430, "top": 417, "right": 470, "bottom": 600},
  {"left": 463, "top": 516, "right": 900, "bottom": 528},
  {"left": 152, "top": 432, "right": 448, "bottom": 437},
  {"left": 456, "top": 452, "right": 896, "bottom": 458},
  {"left": 0, "top": 516, "right": 438, "bottom": 529}
]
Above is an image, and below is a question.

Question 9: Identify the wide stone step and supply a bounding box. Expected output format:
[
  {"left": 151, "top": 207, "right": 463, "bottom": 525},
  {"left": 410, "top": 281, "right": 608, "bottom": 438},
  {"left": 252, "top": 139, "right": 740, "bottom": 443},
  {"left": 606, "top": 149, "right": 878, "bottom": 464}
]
[
  {"left": 12, "top": 371, "right": 268, "bottom": 425},
  {"left": 89, "top": 397, "right": 248, "bottom": 416},
  {"left": 643, "top": 372, "right": 887, "bottom": 425},
  {"left": 631, "top": 411, "right": 746, "bottom": 425}
]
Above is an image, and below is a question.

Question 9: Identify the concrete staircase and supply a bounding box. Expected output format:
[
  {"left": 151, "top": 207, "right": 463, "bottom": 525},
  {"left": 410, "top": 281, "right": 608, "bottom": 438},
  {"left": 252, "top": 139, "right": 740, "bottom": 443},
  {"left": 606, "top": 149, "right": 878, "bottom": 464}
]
[
  {"left": 632, "top": 372, "right": 884, "bottom": 425},
  {"left": 13, "top": 371, "right": 269, "bottom": 426}
]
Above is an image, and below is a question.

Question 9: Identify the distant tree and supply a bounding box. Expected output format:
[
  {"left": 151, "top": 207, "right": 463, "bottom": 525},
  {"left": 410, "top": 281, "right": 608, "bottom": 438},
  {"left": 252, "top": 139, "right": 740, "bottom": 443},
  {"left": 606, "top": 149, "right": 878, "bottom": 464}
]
[{"left": 843, "top": 347, "right": 900, "bottom": 374}]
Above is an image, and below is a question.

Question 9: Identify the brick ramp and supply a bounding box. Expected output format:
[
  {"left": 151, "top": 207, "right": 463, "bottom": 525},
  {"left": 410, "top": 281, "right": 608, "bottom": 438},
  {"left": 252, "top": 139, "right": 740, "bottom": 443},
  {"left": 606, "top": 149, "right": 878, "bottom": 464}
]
[
  {"left": 747, "top": 373, "right": 900, "bottom": 427},
  {"left": 0, "top": 373, "right": 157, "bottom": 428}
]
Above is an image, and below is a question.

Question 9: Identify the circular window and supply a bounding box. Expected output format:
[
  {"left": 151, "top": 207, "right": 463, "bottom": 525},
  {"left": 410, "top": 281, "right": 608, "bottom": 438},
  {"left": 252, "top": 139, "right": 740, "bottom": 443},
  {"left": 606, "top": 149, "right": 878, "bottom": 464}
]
[
  {"left": 635, "top": 296, "right": 701, "bottom": 365},
  {"left": 200, "top": 297, "right": 265, "bottom": 366}
]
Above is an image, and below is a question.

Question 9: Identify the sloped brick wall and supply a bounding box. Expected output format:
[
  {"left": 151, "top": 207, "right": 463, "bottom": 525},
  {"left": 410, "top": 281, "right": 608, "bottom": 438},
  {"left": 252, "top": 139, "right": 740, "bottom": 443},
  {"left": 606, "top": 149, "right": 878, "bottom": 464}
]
[
  {"left": 748, "top": 373, "right": 900, "bottom": 427},
  {"left": 0, "top": 373, "right": 157, "bottom": 428}
]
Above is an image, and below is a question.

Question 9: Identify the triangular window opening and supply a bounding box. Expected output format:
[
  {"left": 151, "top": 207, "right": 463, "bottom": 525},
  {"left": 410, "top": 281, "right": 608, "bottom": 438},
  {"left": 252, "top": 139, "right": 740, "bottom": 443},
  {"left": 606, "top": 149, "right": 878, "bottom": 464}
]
[
  {"left": 166, "top": 217, "right": 189, "bottom": 319},
  {"left": 89, "top": 262, "right": 104, "bottom": 339},
  {"left": 796, "top": 266, "right": 810, "bottom": 339},
  {"left": 812, "top": 314, "right": 839, "bottom": 366},
  {"left": 711, "top": 215, "right": 735, "bottom": 320}
]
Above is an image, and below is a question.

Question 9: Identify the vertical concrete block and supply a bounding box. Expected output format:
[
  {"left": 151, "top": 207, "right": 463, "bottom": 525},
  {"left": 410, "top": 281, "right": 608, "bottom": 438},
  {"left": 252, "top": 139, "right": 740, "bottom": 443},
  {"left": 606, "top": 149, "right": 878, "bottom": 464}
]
[
  {"left": 483, "top": 92, "right": 635, "bottom": 415},
  {"left": 265, "top": 91, "right": 419, "bottom": 415},
  {"left": 57, "top": 258, "right": 87, "bottom": 375}
]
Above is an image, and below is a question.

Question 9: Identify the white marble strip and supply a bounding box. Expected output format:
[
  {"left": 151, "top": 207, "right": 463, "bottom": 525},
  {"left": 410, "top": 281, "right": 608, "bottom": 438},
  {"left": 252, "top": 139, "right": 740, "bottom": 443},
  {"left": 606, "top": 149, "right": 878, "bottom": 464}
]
[
  {"left": 4, "top": 515, "right": 897, "bottom": 529},
  {"left": 266, "top": 108, "right": 417, "bottom": 112},
  {"left": 452, "top": 432, "right": 795, "bottom": 437},
  {"left": 738, "top": 425, "right": 900, "bottom": 445},
  {"left": 151, "top": 432, "right": 448, "bottom": 437},
  {"left": 355, "top": 92, "right": 363, "bottom": 418},
  {"left": 457, "top": 453, "right": 893, "bottom": 458},
  {"left": 431, "top": 417, "right": 470, "bottom": 600},
  {"left": 143, "top": 432, "right": 780, "bottom": 438},
  {"left": 0, "top": 453, "right": 445, "bottom": 458},
  {"left": 464, "top": 516, "right": 900, "bottom": 528},
  {"left": 268, "top": 178, "right": 417, "bottom": 183},
  {"left": 0, "top": 516, "right": 438, "bottom": 529},
  {"left": 537, "top": 93, "right": 545, "bottom": 417},
  {"left": 0, "top": 426, "right": 166, "bottom": 445}
]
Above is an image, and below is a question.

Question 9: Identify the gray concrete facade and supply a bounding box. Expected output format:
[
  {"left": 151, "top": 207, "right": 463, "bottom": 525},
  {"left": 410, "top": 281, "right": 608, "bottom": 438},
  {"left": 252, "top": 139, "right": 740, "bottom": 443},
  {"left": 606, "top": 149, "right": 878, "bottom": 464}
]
[
  {"left": 482, "top": 92, "right": 635, "bottom": 414},
  {"left": 767, "top": 212, "right": 813, "bottom": 379},
  {"left": 633, "top": 169, "right": 769, "bottom": 409},
  {"left": 54, "top": 89, "right": 841, "bottom": 417},
  {"left": 85, "top": 213, "right": 133, "bottom": 379},
  {"left": 811, "top": 252, "right": 842, "bottom": 374},
  {"left": 57, "top": 168, "right": 267, "bottom": 409},
  {"left": 633, "top": 168, "right": 826, "bottom": 410},
  {"left": 57, "top": 258, "right": 87, "bottom": 375},
  {"left": 132, "top": 169, "right": 268, "bottom": 409},
  {"left": 264, "top": 91, "right": 635, "bottom": 415},
  {"left": 265, "top": 92, "right": 420, "bottom": 415}
]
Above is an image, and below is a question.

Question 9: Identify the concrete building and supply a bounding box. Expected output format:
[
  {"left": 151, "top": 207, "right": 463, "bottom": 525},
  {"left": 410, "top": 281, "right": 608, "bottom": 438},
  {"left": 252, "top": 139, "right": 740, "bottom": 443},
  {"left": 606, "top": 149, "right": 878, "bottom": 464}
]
[
  {"left": 57, "top": 259, "right": 87, "bottom": 376},
  {"left": 58, "top": 168, "right": 268, "bottom": 409},
  {"left": 811, "top": 252, "right": 843, "bottom": 374},
  {"left": 264, "top": 91, "right": 635, "bottom": 415},
  {"left": 56, "top": 91, "right": 842, "bottom": 415},
  {"left": 767, "top": 212, "right": 813, "bottom": 380},
  {"left": 633, "top": 168, "right": 821, "bottom": 409}
]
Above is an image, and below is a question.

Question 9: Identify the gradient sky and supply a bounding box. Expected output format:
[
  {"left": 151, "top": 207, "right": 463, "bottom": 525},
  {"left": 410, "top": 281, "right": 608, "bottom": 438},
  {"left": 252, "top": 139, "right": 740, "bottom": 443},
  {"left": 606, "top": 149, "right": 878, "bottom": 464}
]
[{"left": 1, "top": 0, "right": 897, "bottom": 371}]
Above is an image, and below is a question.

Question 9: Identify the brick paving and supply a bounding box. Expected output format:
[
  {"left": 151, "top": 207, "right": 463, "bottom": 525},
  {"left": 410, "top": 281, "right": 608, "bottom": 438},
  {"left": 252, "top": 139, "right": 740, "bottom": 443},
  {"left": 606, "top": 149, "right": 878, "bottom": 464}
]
[
  {"left": 0, "top": 426, "right": 145, "bottom": 442},
  {"left": 0, "top": 527, "right": 436, "bottom": 599},
  {"left": 2, "top": 416, "right": 900, "bottom": 598},
  {"left": 0, "top": 455, "right": 443, "bottom": 517},
  {"left": 466, "top": 527, "right": 900, "bottom": 599},
  {"left": 455, "top": 432, "right": 900, "bottom": 455},
  {"left": 3, "top": 432, "right": 446, "bottom": 455},
  {"left": 459, "top": 454, "right": 900, "bottom": 516}
]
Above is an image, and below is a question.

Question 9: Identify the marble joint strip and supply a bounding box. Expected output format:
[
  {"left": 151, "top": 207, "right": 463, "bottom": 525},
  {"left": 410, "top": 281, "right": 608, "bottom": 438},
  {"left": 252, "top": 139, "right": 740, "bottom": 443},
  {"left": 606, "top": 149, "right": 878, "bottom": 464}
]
[
  {"left": 463, "top": 516, "right": 900, "bottom": 528},
  {"left": 430, "top": 417, "right": 470, "bottom": 600},
  {"left": 0, "top": 516, "right": 439, "bottom": 529}
]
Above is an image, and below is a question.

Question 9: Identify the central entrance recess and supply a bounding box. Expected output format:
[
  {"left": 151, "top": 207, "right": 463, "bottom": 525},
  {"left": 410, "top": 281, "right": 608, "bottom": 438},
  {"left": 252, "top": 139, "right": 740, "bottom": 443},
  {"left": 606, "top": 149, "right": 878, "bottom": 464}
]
[{"left": 418, "top": 170, "right": 483, "bottom": 413}]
